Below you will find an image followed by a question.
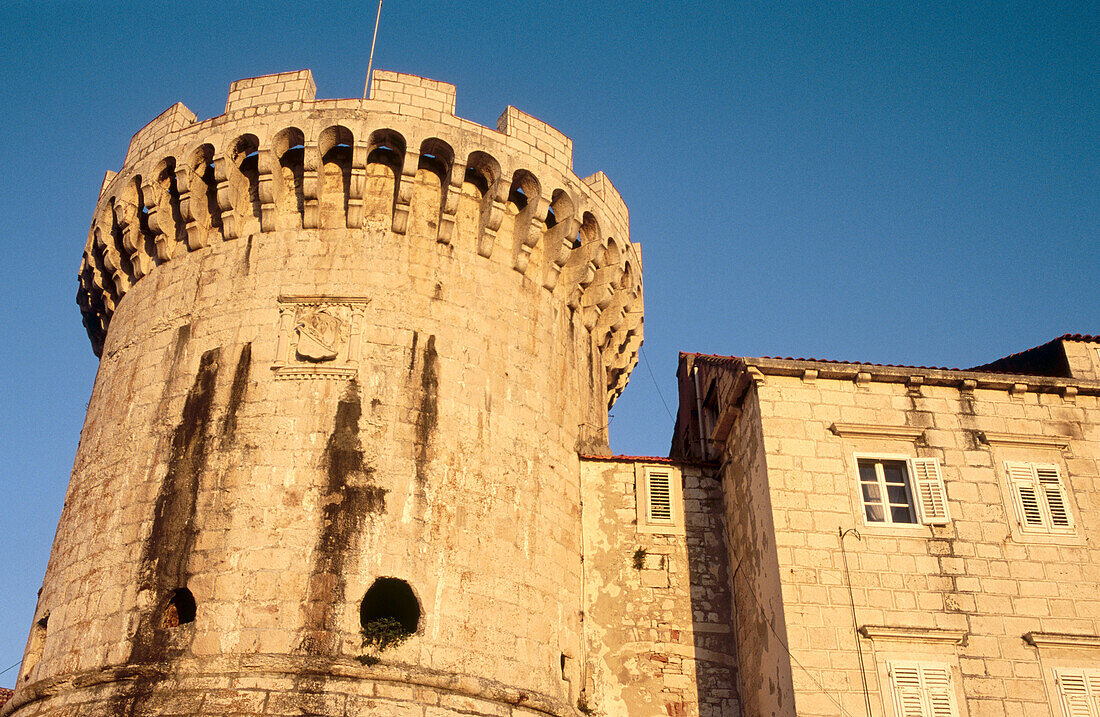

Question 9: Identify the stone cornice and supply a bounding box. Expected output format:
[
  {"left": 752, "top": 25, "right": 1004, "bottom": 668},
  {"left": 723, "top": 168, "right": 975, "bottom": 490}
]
[
  {"left": 976, "top": 431, "right": 1071, "bottom": 450},
  {"left": 830, "top": 423, "right": 925, "bottom": 441},
  {"left": 729, "top": 357, "right": 1098, "bottom": 397},
  {"left": 1023, "top": 632, "right": 1100, "bottom": 649},
  {"left": 858, "top": 625, "right": 967, "bottom": 645}
]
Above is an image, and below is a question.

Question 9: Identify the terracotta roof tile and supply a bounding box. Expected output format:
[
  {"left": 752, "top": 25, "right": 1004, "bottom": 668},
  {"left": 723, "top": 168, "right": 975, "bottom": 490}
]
[
  {"left": 684, "top": 332, "right": 1098, "bottom": 378},
  {"left": 683, "top": 351, "right": 959, "bottom": 372}
]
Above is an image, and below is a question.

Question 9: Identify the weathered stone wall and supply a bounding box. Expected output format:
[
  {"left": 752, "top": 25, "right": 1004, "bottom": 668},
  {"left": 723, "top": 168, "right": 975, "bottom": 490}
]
[
  {"left": 719, "top": 385, "right": 794, "bottom": 717},
  {"left": 685, "top": 356, "right": 1100, "bottom": 716},
  {"left": 579, "top": 458, "right": 739, "bottom": 716},
  {"left": 8, "top": 70, "right": 643, "bottom": 717}
]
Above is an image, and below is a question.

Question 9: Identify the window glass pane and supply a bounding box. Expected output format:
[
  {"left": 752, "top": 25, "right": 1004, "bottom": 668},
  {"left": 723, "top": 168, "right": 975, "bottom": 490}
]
[
  {"left": 890, "top": 504, "right": 914, "bottom": 523},
  {"left": 887, "top": 484, "right": 909, "bottom": 505},
  {"left": 882, "top": 462, "right": 907, "bottom": 484},
  {"left": 866, "top": 504, "right": 885, "bottom": 522},
  {"left": 862, "top": 483, "right": 881, "bottom": 503},
  {"left": 858, "top": 461, "right": 877, "bottom": 483}
]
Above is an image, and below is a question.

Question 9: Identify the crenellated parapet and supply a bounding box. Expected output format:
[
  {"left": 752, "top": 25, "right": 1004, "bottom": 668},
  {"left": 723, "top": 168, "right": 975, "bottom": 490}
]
[{"left": 79, "top": 69, "right": 642, "bottom": 405}]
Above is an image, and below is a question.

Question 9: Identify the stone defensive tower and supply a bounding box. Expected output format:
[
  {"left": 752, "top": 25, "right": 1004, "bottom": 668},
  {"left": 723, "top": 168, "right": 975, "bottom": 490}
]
[{"left": 9, "top": 70, "right": 642, "bottom": 716}]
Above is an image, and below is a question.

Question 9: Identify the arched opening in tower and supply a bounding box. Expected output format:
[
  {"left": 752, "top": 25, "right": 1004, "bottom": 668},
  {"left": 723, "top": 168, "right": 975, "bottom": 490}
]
[
  {"left": 163, "top": 587, "right": 196, "bottom": 627},
  {"left": 360, "top": 577, "right": 420, "bottom": 638}
]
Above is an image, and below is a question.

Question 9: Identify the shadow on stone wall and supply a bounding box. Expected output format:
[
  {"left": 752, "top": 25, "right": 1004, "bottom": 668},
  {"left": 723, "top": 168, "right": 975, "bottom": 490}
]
[{"left": 684, "top": 469, "right": 741, "bottom": 716}]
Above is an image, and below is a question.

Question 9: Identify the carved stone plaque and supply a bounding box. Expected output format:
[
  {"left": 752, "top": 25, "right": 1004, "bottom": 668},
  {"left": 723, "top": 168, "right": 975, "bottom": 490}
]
[{"left": 273, "top": 295, "right": 370, "bottom": 380}]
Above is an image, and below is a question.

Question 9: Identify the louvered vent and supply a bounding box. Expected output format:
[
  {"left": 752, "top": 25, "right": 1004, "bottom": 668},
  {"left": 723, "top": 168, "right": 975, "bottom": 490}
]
[{"left": 647, "top": 471, "right": 672, "bottom": 523}]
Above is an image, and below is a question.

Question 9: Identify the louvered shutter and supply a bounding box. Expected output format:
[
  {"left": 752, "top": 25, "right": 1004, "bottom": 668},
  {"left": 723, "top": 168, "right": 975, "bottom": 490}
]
[
  {"left": 912, "top": 458, "right": 950, "bottom": 524},
  {"left": 1006, "top": 462, "right": 1045, "bottom": 530},
  {"left": 1055, "top": 670, "right": 1096, "bottom": 717},
  {"left": 890, "top": 663, "right": 926, "bottom": 717},
  {"left": 1036, "top": 465, "right": 1073, "bottom": 530},
  {"left": 922, "top": 666, "right": 957, "bottom": 717},
  {"left": 647, "top": 471, "right": 672, "bottom": 523}
]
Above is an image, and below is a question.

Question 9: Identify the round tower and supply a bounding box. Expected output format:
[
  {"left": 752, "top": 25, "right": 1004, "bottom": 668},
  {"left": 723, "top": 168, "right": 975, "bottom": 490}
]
[{"left": 6, "top": 70, "right": 642, "bottom": 717}]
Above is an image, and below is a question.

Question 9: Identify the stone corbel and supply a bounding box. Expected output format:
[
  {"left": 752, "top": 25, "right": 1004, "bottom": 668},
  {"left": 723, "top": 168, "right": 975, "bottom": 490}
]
[
  {"left": 115, "top": 199, "right": 152, "bottom": 279},
  {"left": 174, "top": 166, "right": 203, "bottom": 251},
  {"left": 346, "top": 144, "right": 367, "bottom": 229},
  {"left": 511, "top": 195, "right": 546, "bottom": 274},
  {"left": 391, "top": 149, "right": 420, "bottom": 235},
  {"left": 301, "top": 146, "right": 320, "bottom": 229},
  {"left": 477, "top": 184, "right": 508, "bottom": 258},
  {"left": 568, "top": 261, "right": 597, "bottom": 310},
  {"left": 141, "top": 179, "right": 172, "bottom": 263},
  {"left": 95, "top": 219, "right": 131, "bottom": 294},
  {"left": 542, "top": 214, "right": 579, "bottom": 291},
  {"left": 212, "top": 155, "right": 237, "bottom": 240},
  {"left": 256, "top": 149, "right": 277, "bottom": 232},
  {"left": 437, "top": 160, "right": 465, "bottom": 245}
]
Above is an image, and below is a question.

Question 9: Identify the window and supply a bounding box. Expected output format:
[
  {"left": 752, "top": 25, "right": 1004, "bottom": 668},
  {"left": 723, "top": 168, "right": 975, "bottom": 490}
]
[
  {"left": 888, "top": 661, "right": 958, "bottom": 717},
  {"left": 857, "top": 457, "right": 949, "bottom": 526},
  {"left": 1006, "top": 462, "right": 1074, "bottom": 534},
  {"left": 1054, "top": 669, "right": 1100, "bottom": 717}
]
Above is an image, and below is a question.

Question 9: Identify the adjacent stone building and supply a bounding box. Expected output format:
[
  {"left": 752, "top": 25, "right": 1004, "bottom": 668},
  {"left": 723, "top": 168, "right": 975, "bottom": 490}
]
[
  {"left": 670, "top": 335, "right": 1100, "bottom": 716},
  {"left": 6, "top": 67, "right": 1098, "bottom": 717}
]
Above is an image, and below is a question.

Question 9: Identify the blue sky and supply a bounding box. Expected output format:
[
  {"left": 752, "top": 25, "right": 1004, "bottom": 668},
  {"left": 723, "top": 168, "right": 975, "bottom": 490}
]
[{"left": 0, "top": 1, "right": 1096, "bottom": 684}]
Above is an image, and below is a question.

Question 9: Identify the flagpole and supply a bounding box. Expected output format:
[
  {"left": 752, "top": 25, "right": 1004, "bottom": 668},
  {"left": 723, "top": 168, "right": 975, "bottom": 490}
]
[{"left": 363, "top": 0, "right": 384, "bottom": 100}]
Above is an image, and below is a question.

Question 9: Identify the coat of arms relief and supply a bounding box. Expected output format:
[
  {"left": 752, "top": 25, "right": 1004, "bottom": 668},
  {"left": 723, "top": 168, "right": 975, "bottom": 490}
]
[{"left": 273, "top": 295, "right": 371, "bottom": 379}]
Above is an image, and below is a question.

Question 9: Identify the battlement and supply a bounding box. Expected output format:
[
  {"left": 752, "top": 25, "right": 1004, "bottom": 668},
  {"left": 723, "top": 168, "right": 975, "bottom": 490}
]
[
  {"left": 225, "top": 69, "right": 317, "bottom": 113},
  {"left": 83, "top": 69, "right": 642, "bottom": 405},
  {"left": 369, "top": 70, "right": 456, "bottom": 116}
]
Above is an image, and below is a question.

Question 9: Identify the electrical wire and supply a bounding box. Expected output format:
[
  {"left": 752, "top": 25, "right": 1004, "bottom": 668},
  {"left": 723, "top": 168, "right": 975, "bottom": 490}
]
[
  {"left": 732, "top": 555, "right": 861, "bottom": 717},
  {"left": 0, "top": 659, "right": 21, "bottom": 677},
  {"left": 641, "top": 345, "right": 675, "bottom": 420}
]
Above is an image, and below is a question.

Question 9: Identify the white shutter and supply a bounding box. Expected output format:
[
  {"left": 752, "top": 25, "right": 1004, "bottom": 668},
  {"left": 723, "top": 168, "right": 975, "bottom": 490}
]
[
  {"left": 1036, "top": 465, "right": 1074, "bottom": 530},
  {"left": 890, "top": 663, "right": 926, "bottom": 717},
  {"left": 912, "top": 458, "right": 950, "bottom": 524},
  {"left": 1055, "top": 669, "right": 1097, "bottom": 717},
  {"left": 646, "top": 471, "right": 672, "bottom": 523},
  {"left": 922, "top": 666, "right": 957, "bottom": 717},
  {"left": 1006, "top": 462, "right": 1046, "bottom": 530},
  {"left": 890, "top": 662, "right": 959, "bottom": 717}
]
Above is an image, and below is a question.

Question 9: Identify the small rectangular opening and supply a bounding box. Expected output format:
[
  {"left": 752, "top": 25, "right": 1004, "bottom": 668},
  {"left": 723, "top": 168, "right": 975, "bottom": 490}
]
[{"left": 647, "top": 471, "right": 672, "bottom": 523}]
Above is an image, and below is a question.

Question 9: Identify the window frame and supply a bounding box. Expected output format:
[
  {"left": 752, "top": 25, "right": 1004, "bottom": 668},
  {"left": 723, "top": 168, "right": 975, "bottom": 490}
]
[{"left": 857, "top": 454, "right": 919, "bottom": 526}]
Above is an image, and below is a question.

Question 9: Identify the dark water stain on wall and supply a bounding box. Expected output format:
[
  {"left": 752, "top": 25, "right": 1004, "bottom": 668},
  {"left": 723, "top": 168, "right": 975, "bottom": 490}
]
[
  {"left": 301, "top": 380, "right": 387, "bottom": 656},
  {"left": 413, "top": 335, "right": 439, "bottom": 488},
  {"left": 220, "top": 343, "right": 252, "bottom": 442},
  {"left": 116, "top": 347, "right": 220, "bottom": 714}
]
